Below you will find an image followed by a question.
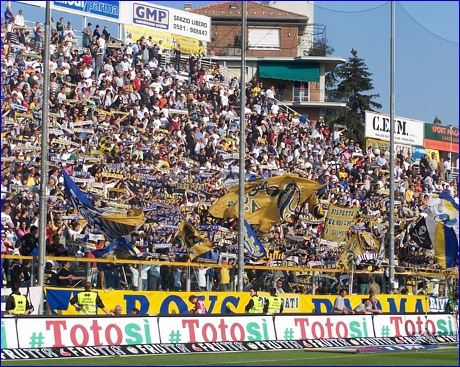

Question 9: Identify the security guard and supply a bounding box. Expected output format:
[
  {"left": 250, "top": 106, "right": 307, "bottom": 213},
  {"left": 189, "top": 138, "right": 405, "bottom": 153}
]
[
  {"left": 245, "top": 287, "right": 263, "bottom": 313},
  {"left": 5, "top": 283, "right": 34, "bottom": 315},
  {"left": 69, "top": 282, "right": 114, "bottom": 315},
  {"left": 263, "top": 287, "right": 283, "bottom": 314}
]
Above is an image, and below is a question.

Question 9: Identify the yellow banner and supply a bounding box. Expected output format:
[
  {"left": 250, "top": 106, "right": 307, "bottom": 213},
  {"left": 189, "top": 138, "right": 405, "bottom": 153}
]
[
  {"left": 322, "top": 204, "right": 358, "bottom": 242},
  {"left": 44, "top": 289, "right": 429, "bottom": 315},
  {"left": 179, "top": 221, "right": 212, "bottom": 260},
  {"left": 124, "top": 24, "right": 206, "bottom": 56},
  {"left": 209, "top": 175, "right": 325, "bottom": 232},
  {"left": 338, "top": 231, "right": 364, "bottom": 271}
]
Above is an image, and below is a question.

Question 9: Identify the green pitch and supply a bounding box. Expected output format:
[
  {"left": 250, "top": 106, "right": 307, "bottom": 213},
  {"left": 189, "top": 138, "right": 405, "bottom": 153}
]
[{"left": 2, "top": 348, "right": 458, "bottom": 366}]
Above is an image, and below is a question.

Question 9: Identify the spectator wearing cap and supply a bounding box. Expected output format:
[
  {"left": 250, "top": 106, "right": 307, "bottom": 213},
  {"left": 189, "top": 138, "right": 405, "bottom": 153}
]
[{"left": 92, "top": 24, "right": 101, "bottom": 40}]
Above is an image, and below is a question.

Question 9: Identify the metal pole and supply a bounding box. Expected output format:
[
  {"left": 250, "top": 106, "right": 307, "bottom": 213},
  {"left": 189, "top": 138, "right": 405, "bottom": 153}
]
[
  {"left": 186, "top": 266, "right": 191, "bottom": 292},
  {"left": 388, "top": 1, "right": 396, "bottom": 294},
  {"left": 37, "top": 2, "right": 51, "bottom": 303},
  {"left": 237, "top": 1, "right": 247, "bottom": 292}
]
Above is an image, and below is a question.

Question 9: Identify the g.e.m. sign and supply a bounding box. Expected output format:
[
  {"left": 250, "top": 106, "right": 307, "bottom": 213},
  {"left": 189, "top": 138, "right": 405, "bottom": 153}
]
[
  {"left": 365, "top": 111, "right": 424, "bottom": 146},
  {"left": 133, "top": 3, "right": 169, "bottom": 30}
]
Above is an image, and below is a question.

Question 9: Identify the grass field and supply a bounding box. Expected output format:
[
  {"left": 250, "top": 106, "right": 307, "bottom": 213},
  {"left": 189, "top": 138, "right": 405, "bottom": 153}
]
[{"left": 2, "top": 348, "right": 458, "bottom": 366}]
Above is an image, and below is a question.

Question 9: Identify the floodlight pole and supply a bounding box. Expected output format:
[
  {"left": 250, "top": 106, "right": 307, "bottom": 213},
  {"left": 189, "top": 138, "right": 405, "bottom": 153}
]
[
  {"left": 388, "top": 1, "right": 396, "bottom": 294},
  {"left": 237, "top": 1, "right": 247, "bottom": 292},
  {"left": 37, "top": 1, "right": 51, "bottom": 313}
]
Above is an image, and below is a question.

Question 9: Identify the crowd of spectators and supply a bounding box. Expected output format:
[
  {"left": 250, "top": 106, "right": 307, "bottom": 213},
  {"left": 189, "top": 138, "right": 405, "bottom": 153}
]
[{"left": 1, "top": 10, "right": 458, "bottom": 295}]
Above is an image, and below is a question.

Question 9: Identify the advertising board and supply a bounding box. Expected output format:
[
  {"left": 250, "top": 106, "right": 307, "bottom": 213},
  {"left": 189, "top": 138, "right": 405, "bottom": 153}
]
[{"left": 365, "top": 111, "right": 424, "bottom": 146}]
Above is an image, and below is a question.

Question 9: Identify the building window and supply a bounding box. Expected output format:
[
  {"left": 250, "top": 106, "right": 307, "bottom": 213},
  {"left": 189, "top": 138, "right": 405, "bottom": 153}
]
[
  {"left": 293, "top": 81, "right": 309, "bottom": 102},
  {"left": 248, "top": 28, "right": 280, "bottom": 50}
]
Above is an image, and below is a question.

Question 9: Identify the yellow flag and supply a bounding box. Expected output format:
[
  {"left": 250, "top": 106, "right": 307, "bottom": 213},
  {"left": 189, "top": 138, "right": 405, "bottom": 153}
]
[
  {"left": 322, "top": 204, "right": 358, "bottom": 242},
  {"left": 209, "top": 175, "right": 324, "bottom": 232},
  {"left": 338, "top": 232, "right": 364, "bottom": 271},
  {"left": 179, "top": 222, "right": 213, "bottom": 261}
]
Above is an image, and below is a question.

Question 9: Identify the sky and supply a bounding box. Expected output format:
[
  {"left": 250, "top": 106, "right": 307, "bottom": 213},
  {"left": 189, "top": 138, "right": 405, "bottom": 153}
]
[{"left": 6, "top": 1, "right": 459, "bottom": 127}]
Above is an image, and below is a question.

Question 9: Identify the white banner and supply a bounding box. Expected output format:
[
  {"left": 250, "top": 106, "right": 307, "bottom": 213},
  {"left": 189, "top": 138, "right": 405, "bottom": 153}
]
[
  {"left": 1, "top": 318, "right": 18, "bottom": 349},
  {"left": 1, "top": 286, "right": 43, "bottom": 316},
  {"left": 16, "top": 317, "right": 161, "bottom": 348},
  {"left": 273, "top": 315, "right": 374, "bottom": 340},
  {"left": 158, "top": 316, "right": 276, "bottom": 343},
  {"left": 130, "top": 1, "right": 211, "bottom": 42},
  {"left": 365, "top": 111, "right": 425, "bottom": 146},
  {"left": 372, "top": 313, "right": 456, "bottom": 338}
]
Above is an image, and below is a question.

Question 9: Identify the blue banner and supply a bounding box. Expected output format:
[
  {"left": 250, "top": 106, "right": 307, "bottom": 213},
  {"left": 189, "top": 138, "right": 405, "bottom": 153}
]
[
  {"left": 243, "top": 220, "right": 267, "bottom": 258},
  {"left": 53, "top": 1, "right": 120, "bottom": 20}
]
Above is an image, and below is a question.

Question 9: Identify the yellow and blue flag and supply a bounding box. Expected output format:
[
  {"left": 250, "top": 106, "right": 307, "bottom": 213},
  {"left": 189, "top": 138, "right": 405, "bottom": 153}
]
[
  {"left": 434, "top": 221, "right": 458, "bottom": 269},
  {"left": 243, "top": 220, "right": 266, "bottom": 258},
  {"left": 92, "top": 237, "right": 140, "bottom": 271},
  {"left": 338, "top": 231, "right": 364, "bottom": 271},
  {"left": 179, "top": 222, "right": 213, "bottom": 261},
  {"left": 63, "top": 171, "right": 145, "bottom": 240},
  {"left": 209, "top": 175, "right": 324, "bottom": 232}
]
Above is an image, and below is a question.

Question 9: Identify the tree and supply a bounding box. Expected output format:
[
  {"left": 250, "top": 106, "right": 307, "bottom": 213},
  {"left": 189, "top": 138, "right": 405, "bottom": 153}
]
[
  {"left": 325, "top": 49, "right": 382, "bottom": 145},
  {"left": 308, "top": 38, "right": 335, "bottom": 57},
  {"left": 433, "top": 116, "right": 442, "bottom": 124}
]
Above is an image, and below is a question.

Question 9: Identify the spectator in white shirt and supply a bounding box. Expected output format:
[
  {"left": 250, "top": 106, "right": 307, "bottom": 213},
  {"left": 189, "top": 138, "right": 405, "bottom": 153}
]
[{"left": 14, "top": 10, "right": 25, "bottom": 27}]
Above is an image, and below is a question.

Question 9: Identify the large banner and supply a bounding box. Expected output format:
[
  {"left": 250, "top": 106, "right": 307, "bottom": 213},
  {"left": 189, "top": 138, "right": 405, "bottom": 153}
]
[
  {"left": 412, "top": 146, "right": 440, "bottom": 162},
  {"left": 130, "top": 1, "right": 211, "bottom": 42},
  {"left": 45, "top": 289, "right": 429, "bottom": 315},
  {"left": 2, "top": 313, "right": 455, "bottom": 351},
  {"left": 1, "top": 318, "right": 18, "bottom": 349},
  {"left": 424, "top": 122, "right": 459, "bottom": 153},
  {"left": 274, "top": 314, "right": 374, "bottom": 339},
  {"left": 158, "top": 315, "right": 276, "bottom": 343},
  {"left": 124, "top": 24, "right": 206, "bottom": 56},
  {"left": 365, "top": 138, "right": 412, "bottom": 157},
  {"left": 365, "top": 111, "right": 424, "bottom": 146},
  {"left": 1, "top": 286, "right": 44, "bottom": 316},
  {"left": 15, "top": 316, "right": 160, "bottom": 348},
  {"left": 372, "top": 313, "right": 457, "bottom": 338},
  {"left": 322, "top": 204, "right": 358, "bottom": 242}
]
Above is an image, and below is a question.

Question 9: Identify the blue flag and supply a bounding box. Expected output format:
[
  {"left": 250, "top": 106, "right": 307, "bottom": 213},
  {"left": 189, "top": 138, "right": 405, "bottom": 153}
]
[
  {"left": 243, "top": 220, "right": 267, "bottom": 258},
  {"left": 92, "top": 237, "right": 140, "bottom": 271}
]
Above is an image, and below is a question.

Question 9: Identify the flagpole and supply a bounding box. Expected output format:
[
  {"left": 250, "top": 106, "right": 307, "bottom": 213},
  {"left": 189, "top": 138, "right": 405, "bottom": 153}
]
[
  {"left": 38, "top": 2, "right": 51, "bottom": 299},
  {"left": 237, "top": 1, "right": 247, "bottom": 292},
  {"left": 388, "top": 1, "right": 396, "bottom": 293}
]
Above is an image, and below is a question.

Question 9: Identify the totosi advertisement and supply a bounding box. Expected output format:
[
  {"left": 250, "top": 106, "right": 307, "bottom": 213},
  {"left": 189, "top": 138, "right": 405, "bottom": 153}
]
[
  {"left": 372, "top": 314, "right": 457, "bottom": 338},
  {"left": 1, "top": 319, "right": 19, "bottom": 349},
  {"left": 44, "top": 288, "right": 429, "bottom": 315},
  {"left": 4, "top": 314, "right": 456, "bottom": 350},
  {"left": 274, "top": 315, "right": 374, "bottom": 340},
  {"left": 158, "top": 315, "right": 276, "bottom": 343},
  {"left": 15, "top": 317, "right": 160, "bottom": 349},
  {"left": 124, "top": 24, "right": 206, "bottom": 56}
]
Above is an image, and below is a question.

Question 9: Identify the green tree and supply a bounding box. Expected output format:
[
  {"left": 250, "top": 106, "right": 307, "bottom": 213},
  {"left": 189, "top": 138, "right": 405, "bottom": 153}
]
[
  {"left": 308, "top": 38, "right": 335, "bottom": 56},
  {"left": 325, "top": 49, "right": 382, "bottom": 145}
]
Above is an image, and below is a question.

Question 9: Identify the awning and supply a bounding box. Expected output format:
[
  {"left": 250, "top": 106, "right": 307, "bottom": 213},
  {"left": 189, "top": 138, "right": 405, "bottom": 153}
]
[{"left": 259, "top": 62, "right": 320, "bottom": 83}]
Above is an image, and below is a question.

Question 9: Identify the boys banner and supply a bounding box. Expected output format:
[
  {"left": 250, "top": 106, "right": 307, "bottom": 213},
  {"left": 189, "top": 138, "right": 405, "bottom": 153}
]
[
  {"left": 44, "top": 288, "right": 429, "bottom": 315},
  {"left": 322, "top": 204, "right": 358, "bottom": 242}
]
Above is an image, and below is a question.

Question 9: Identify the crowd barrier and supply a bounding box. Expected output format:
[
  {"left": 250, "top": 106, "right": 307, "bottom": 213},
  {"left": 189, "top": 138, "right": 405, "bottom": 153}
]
[
  {"left": 2, "top": 313, "right": 457, "bottom": 350},
  {"left": 43, "top": 288, "right": 446, "bottom": 315}
]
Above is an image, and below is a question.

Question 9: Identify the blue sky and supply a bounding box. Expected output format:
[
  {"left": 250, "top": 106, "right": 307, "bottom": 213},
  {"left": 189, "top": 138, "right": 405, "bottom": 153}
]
[{"left": 7, "top": 1, "right": 458, "bottom": 127}]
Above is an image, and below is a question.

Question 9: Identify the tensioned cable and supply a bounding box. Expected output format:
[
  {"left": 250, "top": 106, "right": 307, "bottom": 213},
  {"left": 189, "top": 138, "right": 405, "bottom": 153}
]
[
  {"left": 313, "top": 1, "right": 390, "bottom": 14},
  {"left": 397, "top": 1, "right": 458, "bottom": 45}
]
